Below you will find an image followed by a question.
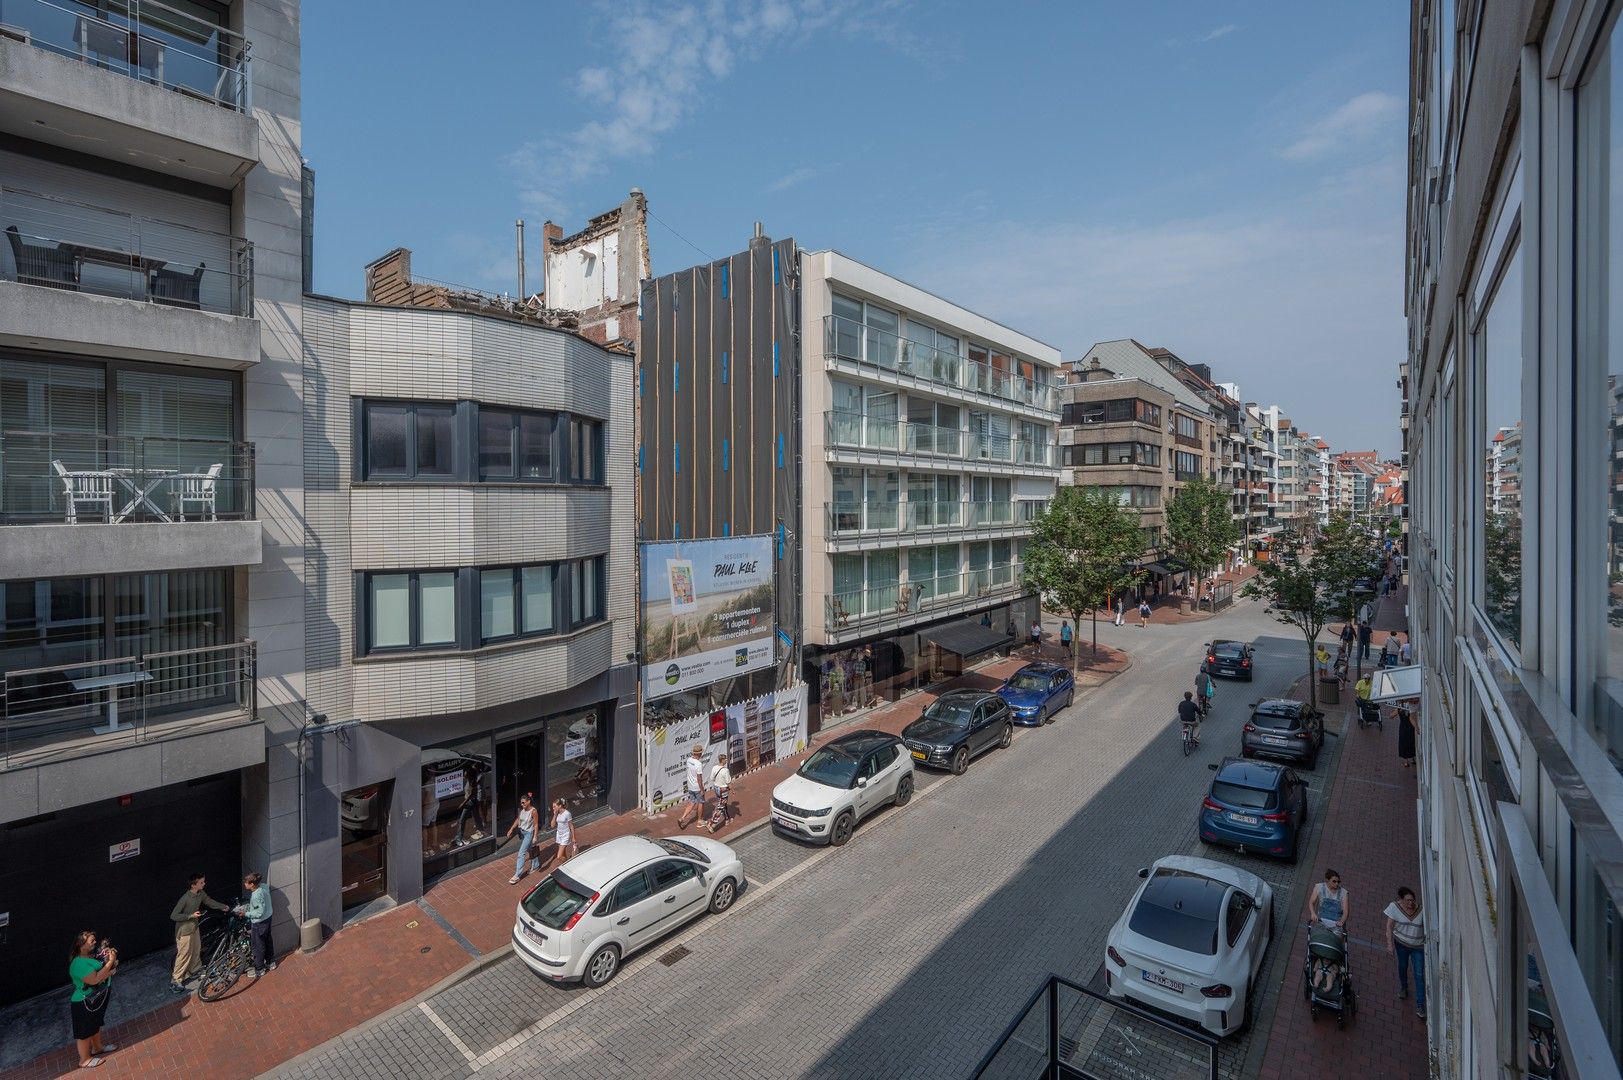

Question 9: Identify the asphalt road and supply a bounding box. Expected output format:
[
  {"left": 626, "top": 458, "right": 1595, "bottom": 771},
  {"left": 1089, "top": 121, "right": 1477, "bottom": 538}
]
[{"left": 272, "top": 598, "right": 1342, "bottom": 1080}]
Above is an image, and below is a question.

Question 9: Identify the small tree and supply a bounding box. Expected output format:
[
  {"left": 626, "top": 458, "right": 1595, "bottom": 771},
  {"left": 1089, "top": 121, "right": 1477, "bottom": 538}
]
[
  {"left": 1241, "top": 513, "right": 1375, "bottom": 711},
  {"left": 1023, "top": 487, "right": 1147, "bottom": 671},
  {"left": 1165, "top": 475, "right": 1242, "bottom": 608}
]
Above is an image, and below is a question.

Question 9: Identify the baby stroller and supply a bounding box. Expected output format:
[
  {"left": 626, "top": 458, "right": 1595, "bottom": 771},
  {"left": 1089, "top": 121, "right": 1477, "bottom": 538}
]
[
  {"left": 1303, "top": 924, "right": 1357, "bottom": 1028},
  {"left": 707, "top": 786, "right": 732, "bottom": 833},
  {"left": 1355, "top": 697, "right": 1384, "bottom": 730}
]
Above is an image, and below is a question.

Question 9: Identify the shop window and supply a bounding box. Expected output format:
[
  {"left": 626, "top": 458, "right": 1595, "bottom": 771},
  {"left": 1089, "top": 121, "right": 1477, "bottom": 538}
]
[
  {"left": 546, "top": 707, "right": 604, "bottom": 818},
  {"left": 421, "top": 742, "right": 494, "bottom": 869}
]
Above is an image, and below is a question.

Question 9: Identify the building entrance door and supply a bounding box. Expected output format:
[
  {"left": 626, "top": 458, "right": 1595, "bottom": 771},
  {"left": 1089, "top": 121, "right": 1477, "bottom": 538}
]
[
  {"left": 340, "top": 779, "right": 390, "bottom": 912},
  {"left": 495, "top": 730, "right": 543, "bottom": 832}
]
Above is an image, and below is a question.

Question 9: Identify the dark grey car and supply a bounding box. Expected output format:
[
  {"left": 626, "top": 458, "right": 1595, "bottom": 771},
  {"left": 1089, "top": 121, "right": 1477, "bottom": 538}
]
[
  {"left": 1240, "top": 699, "right": 1323, "bottom": 770},
  {"left": 902, "top": 690, "right": 1014, "bottom": 774}
]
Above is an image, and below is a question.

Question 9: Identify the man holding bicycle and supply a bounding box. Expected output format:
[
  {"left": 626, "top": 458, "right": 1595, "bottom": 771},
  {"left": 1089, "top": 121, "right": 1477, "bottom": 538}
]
[{"left": 1178, "top": 691, "right": 1202, "bottom": 750}]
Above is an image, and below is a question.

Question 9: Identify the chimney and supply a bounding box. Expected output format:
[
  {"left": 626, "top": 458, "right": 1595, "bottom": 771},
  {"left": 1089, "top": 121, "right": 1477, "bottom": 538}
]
[{"left": 363, "top": 248, "right": 413, "bottom": 305}]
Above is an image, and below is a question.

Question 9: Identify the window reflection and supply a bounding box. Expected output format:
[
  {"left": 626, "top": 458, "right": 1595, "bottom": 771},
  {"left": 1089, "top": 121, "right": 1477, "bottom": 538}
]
[{"left": 1478, "top": 247, "right": 1522, "bottom": 647}]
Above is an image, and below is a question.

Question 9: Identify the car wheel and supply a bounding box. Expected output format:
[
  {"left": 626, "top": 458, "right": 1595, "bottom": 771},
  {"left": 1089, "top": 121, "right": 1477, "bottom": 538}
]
[
  {"left": 1036, "top": 706, "right": 1048, "bottom": 726},
  {"left": 998, "top": 723, "right": 1013, "bottom": 749},
  {"left": 1236, "top": 993, "right": 1253, "bottom": 1034},
  {"left": 830, "top": 811, "right": 855, "bottom": 846},
  {"left": 893, "top": 774, "right": 914, "bottom": 807},
  {"left": 582, "top": 944, "right": 621, "bottom": 988},
  {"left": 708, "top": 877, "right": 737, "bottom": 914},
  {"left": 1285, "top": 839, "right": 1300, "bottom": 865},
  {"left": 1064, "top": 690, "right": 1074, "bottom": 710},
  {"left": 951, "top": 747, "right": 970, "bottom": 775}
]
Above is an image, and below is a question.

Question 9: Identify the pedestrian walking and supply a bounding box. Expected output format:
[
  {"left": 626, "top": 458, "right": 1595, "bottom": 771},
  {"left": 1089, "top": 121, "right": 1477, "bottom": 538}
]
[
  {"left": 68, "top": 930, "right": 118, "bottom": 1068},
  {"left": 980, "top": 611, "right": 993, "bottom": 629},
  {"left": 169, "top": 874, "right": 228, "bottom": 993},
  {"left": 1379, "top": 574, "right": 1390, "bottom": 597},
  {"left": 1384, "top": 886, "right": 1427, "bottom": 1019},
  {"left": 1114, "top": 597, "right": 1125, "bottom": 626},
  {"left": 1138, "top": 600, "right": 1151, "bottom": 628},
  {"left": 1399, "top": 634, "right": 1413, "bottom": 665},
  {"left": 1381, "top": 632, "right": 1401, "bottom": 668},
  {"left": 1397, "top": 705, "right": 1417, "bottom": 767},
  {"left": 1309, "top": 868, "right": 1351, "bottom": 943},
  {"left": 234, "top": 872, "right": 275, "bottom": 978},
  {"left": 1029, "top": 620, "right": 1043, "bottom": 655},
  {"left": 1315, "top": 645, "right": 1332, "bottom": 677},
  {"left": 1060, "top": 620, "right": 1073, "bottom": 658},
  {"left": 1357, "top": 621, "right": 1373, "bottom": 662},
  {"left": 506, "top": 792, "right": 540, "bottom": 884},
  {"left": 677, "top": 744, "right": 706, "bottom": 829},
  {"left": 1340, "top": 622, "right": 1356, "bottom": 652},
  {"left": 707, "top": 754, "right": 734, "bottom": 833},
  {"left": 550, "top": 798, "right": 577, "bottom": 865}
]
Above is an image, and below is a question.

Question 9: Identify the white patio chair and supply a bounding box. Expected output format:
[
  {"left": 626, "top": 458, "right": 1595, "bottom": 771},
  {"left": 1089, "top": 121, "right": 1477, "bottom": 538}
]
[
  {"left": 51, "top": 460, "right": 114, "bottom": 524},
  {"left": 171, "top": 462, "right": 223, "bottom": 520}
]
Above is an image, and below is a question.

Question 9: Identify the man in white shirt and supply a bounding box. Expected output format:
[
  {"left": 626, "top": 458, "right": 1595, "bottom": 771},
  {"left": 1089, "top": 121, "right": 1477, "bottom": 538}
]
[{"left": 677, "top": 744, "right": 705, "bottom": 829}]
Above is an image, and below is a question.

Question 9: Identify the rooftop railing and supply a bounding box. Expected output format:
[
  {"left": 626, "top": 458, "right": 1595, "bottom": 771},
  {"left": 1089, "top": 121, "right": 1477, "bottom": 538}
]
[
  {"left": 1, "top": 640, "right": 256, "bottom": 768},
  {"left": 825, "top": 314, "right": 1056, "bottom": 413},
  {"left": 2, "top": 0, "right": 251, "bottom": 110},
  {"left": 2, "top": 187, "right": 253, "bottom": 316},
  {"left": 0, "top": 430, "right": 255, "bottom": 524}
]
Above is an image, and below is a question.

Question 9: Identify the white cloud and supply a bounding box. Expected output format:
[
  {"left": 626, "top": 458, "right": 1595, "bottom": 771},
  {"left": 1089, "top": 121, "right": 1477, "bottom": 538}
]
[
  {"left": 768, "top": 166, "right": 819, "bottom": 192},
  {"left": 1280, "top": 91, "right": 1404, "bottom": 162},
  {"left": 1201, "top": 24, "right": 1238, "bottom": 42},
  {"left": 1165, "top": 23, "right": 1238, "bottom": 47},
  {"left": 512, "top": 1, "right": 910, "bottom": 218}
]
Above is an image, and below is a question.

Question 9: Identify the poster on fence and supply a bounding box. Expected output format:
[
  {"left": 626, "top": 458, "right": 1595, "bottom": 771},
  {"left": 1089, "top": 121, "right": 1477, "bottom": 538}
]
[
  {"left": 641, "top": 685, "right": 809, "bottom": 812},
  {"left": 774, "top": 684, "right": 807, "bottom": 761}
]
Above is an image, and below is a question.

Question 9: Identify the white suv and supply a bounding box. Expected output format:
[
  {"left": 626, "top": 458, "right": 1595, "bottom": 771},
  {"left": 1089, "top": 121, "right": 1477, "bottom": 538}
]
[
  {"left": 770, "top": 729, "right": 914, "bottom": 846},
  {"left": 512, "top": 835, "right": 744, "bottom": 987}
]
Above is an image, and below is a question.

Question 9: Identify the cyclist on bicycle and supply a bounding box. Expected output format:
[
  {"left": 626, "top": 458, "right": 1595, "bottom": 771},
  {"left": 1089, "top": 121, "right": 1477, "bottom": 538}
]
[
  {"left": 1178, "top": 691, "right": 1202, "bottom": 747},
  {"left": 1194, "top": 669, "right": 1215, "bottom": 718}
]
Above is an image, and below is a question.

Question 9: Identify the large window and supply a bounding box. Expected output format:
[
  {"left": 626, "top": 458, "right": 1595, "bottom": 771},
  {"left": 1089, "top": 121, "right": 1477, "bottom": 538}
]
[
  {"left": 355, "top": 399, "right": 603, "bottom": 485},
  {"left": 570, "top": 556, "right": 606, "bottom": 627},
  {"left": 1066, "top": 441, "right": 1161, "bottom": 467},
  {"left": 1475, "top": 238, "right": 1523, "bottom": 649},
  {"left": 368, "top": 571, "right": 457, "bottom": 651},
  {"left": 1175, "top": 450, "right": 1202, "bottom": 482},
  {"left": 1061, "top": 398, "right": 1161, "bottom": 427},
  {"left": 361, "top": 401, "right": 454, "bottom": 480}
]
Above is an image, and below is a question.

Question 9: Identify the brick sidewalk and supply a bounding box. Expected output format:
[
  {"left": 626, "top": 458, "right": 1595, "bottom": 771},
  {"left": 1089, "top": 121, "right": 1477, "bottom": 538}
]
[
  {"left": 1257, "top": 623, "right": 1427, "bottom": 1077},
  {"left": 3, "top": 646, "right": 1128, "bottom": 1079}
]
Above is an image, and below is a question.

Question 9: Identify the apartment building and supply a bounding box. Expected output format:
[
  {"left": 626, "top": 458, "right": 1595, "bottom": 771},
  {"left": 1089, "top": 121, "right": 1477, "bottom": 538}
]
[
  {"left": 0, "top": 0, "right": 303, "bottom": 1004},
  {"left": 1405, "top": 0, "right": 1623, "bottom": 1073},
  {"left": 802, "top": 251, "right": 1060, "bottom": 726},
  {"left": 293, "top": 249, "right": 636, "bottom": 930}
]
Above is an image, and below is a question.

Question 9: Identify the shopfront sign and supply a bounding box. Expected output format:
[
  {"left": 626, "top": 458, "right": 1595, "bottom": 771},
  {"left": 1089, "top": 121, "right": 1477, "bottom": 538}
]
[
  {"left": 433, "top": 771, "right": 464, "bottom": 800},
  {"left": 639, "top": 535, "right": 776, "bottom": 699},
  {"left": 108, "top": 839, "right": 141, "bottom": 863}
]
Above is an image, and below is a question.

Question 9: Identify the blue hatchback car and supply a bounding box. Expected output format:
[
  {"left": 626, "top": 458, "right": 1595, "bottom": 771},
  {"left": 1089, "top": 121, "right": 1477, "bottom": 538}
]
[
  {"left": 995, "top": 662, "right": 1075, "bottom": 726},
  {"left": 1198, "top": 757, "right": 1307, "bottom": 862}
]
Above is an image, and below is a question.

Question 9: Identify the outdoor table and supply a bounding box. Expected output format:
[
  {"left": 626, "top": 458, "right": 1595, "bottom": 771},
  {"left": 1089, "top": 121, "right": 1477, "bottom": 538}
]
[
  {"left": 57, "top": 242, "right": 167, "bottom": 300},
  {"left": 108, "top": 467, "right": 177, "bottom": 522},
  {"left": 70, "top": 670, "right": 154, "bottom": 734}
]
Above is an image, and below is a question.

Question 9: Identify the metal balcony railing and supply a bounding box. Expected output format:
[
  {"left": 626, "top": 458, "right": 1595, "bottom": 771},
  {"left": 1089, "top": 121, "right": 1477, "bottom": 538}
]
[
  {"left": 2, "top": 0, "right": 251, "bottom": 110},
  {"left": 1, "top": 640, "right": 257, "bottom": 767},
  {"left": 825, "top": 501, "right": 1029, "bottom": 538},
  {"left": 826, "top": 562, "right": 1023, "bottom": 633},
  {"left": 2, "top": 187, "right": 253, "bottom": 315},
  {"left": 971, "top": 975, "right": 1218, "bottom": 1080},
  {"left": 0, "top": 430, "right": 255, "bottom": 523},
  {"left": 824, "top": 314, "right": 1056, "bottom": 413}
]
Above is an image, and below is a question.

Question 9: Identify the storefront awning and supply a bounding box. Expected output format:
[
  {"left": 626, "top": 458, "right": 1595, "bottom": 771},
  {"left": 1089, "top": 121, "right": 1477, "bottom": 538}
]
[
  {"left": 1143, "top": 562, "right": 1173, "bottom": 575},
  {"left": 920, "top": 619, "right": 1009, "bottom": 660},
  {"left": 1368, "top": 664, "right": 1423, "bottom": 703}
]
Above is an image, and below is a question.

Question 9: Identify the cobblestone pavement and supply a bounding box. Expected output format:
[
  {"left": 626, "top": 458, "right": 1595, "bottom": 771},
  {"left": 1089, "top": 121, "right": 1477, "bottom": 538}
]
[{"left": 272, "top": 597, "right": 1355, "bottom": 1080}]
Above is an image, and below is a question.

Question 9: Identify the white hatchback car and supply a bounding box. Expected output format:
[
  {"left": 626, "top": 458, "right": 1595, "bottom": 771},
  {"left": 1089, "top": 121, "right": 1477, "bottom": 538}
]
[
  {"left": 1103, "top": 855, "right": 1275, "bottom": 1037},
  {"left": 512, "top": 834, "right": 743, "bottom": 987},
  {"left": 769, "top": 729, "right": 914, "bottom": 846}
]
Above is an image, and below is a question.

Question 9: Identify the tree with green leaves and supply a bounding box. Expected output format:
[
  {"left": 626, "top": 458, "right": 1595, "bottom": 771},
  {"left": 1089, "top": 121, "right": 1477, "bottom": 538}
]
[
  {"left": 1165, "top": 475, "right": 1242, "bottom": 609},
  {"left": 1241, "top": 513, "right": 1378, "bottom": 711},
  {"left": 1022, "top": 487, "right": 1147, "bottom": 670}
]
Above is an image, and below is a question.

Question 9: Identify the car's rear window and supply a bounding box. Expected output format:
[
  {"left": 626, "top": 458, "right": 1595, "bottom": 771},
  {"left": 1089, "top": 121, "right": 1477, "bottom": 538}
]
[
  {"left": 1250, "top": 709, "right": 1300, "bottom": 730},
  {"left": 1213, "top": 643, "right": 1246, "bottom": 658},
  {"left": 1129, "top": 872, "right": 1224, "bottom": 955},
  {"left": 521, "top": 872, "right": 593, "bottom": 929},
  {"left": 1210, "top": 781, "right": 1276, "bottom": 810},
  {"left": 1007, "top": 673, "right": 1048, "bottom": 690}
]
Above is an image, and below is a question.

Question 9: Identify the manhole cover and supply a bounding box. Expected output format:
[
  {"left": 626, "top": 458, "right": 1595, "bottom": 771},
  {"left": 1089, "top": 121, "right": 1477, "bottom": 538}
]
[{"left": 658, "top": 945, "right": 690, "bottom": 966}]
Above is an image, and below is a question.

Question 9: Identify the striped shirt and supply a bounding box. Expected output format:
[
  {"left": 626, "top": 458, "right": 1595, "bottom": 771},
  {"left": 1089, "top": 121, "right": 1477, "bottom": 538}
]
[{"left": 1384, "top": 902, "right": 1425, "bottom": 948}]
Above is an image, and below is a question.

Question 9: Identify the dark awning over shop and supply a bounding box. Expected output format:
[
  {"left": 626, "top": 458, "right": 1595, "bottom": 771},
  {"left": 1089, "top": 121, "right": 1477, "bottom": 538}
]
[
  {"left": 1143, "top": 562, "right": 1174, "bottom": 575},
  {"left": 920, "top": 619, "right": 1009, "bottom": 660}
]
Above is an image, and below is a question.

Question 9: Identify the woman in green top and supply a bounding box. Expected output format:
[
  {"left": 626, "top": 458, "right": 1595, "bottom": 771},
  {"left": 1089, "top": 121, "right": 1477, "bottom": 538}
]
[{"left": 68, "top": 930, "right": 118, "bottom": 1068}]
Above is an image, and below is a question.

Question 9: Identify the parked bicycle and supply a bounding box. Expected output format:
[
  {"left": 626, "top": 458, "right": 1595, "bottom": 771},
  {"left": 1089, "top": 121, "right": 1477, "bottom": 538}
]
[{"left": 196, "top": 909, "right": 253, "bottom": 1002}]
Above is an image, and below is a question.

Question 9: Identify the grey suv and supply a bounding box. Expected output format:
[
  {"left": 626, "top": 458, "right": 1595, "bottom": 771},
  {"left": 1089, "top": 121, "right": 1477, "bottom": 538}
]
[{"left": 1240, "top": 699, "right": 1323, "bottom": 769}]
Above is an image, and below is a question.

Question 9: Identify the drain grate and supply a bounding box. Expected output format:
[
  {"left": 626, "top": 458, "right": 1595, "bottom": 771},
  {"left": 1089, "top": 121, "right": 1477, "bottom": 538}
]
[{"left": 658, "top": 945, "right": 691, "bottom": 966}]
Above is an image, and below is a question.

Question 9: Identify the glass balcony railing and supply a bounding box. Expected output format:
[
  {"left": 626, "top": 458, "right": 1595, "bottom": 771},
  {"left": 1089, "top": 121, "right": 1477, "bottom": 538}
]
[
  {"left": 3, "top": 0, "right": 251, "bottom": 110},
  {"left": 826, "top": 501, "right": 1029, "bottom": 537},
  {"left": 826, "top": 562, "right": 1024, "bottom": 633},
  {"left": 1, "top": 640, "right": 256, "bottom": 768},
  {"left": 0, "top": 430, "right": 255, "bottom": 523},
  {"left": 826, "top": 411, "right": 1052, "bottom": 466},
  {"left": 825, "top": 314, "right": 1056, "bottom": 413},
  {"left": 2, "top": 187, "right": 253, "bottom": 316}
]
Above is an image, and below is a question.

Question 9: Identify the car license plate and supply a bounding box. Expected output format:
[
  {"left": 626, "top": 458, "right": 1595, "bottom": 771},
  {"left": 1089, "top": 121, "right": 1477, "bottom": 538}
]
[
  {"left": 911, "top": 749, "right": 927, "bottom": 761},
  {"left": 1230, "top": 812, "right": 1260, "bottom": 825},
  {"left": 1141, "top": 971, "right": 1186, "bottom": 993},
  {"left": 523, "top": 923, "right": 546, "bottom": 945},
  {"left": 1264, "top": 735, "right": 1289, "bottom": 745}
]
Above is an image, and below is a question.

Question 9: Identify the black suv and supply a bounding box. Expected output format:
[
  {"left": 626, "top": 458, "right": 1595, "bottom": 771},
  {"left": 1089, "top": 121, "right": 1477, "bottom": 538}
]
[
  {"left": 1241, "top": 699, "right": 1323, "bottom": 769},
  {"left": 902, "top": 690, "right": 1013, "bottom": 774}
]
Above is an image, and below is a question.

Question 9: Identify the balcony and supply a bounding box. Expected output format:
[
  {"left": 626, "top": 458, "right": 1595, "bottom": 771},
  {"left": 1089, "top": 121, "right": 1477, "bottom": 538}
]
[
  {"left": 825, "top": 314, "right": 1058, "bottom": 417},
  {"left": 0, "top": 0, "right": 258, "bottom": 186},
  {"left": 0, "top": 431, "right": 261, "bottom": 577},
  {"left": 825, "top": 562, "right": 1026, "bottom": 637},
  {"left": 0, "top": 188, "right": 258, "bottom": 366},
  {"left": 824, "top": 411, "right": 1056, "bottom": 471},
  {"left": 825, "top": 500, "right": 1028, "bottom": 542},
  {"left": 1, "top": 640, "right": 257, "bottom": 772}
]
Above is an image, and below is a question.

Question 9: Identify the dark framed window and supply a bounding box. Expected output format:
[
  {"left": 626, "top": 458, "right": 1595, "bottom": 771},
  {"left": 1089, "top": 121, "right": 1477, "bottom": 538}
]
[
  {"left": 361, "top": 401, "right": 455, "bottom": 480},
  {"left": 480, "top": 563, "right": 561, "bottom": 643},
  {"left": 478, "top": 409, "right": 517, "bottom": 479},
  {"left": 364, "top": 570, "right": 457, "bottom": 652},
  {"left": 569, "top": 556, "right": 605, "bottom": 628},
  {"left": 567, "top": 417, "right": 603, "bottom": 484}
]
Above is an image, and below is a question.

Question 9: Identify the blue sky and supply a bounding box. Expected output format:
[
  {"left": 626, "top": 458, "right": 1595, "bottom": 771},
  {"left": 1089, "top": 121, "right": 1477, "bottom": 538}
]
[{"left": 305, "top": 1, "right": 1407, "bottom": 454}]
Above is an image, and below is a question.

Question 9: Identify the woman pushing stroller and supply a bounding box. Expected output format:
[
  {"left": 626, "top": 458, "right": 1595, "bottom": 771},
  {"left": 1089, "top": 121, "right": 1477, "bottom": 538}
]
[{"left": 1304, "top": 868, "right": 1358, "bottom": 1023}]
